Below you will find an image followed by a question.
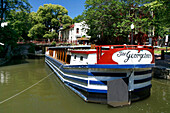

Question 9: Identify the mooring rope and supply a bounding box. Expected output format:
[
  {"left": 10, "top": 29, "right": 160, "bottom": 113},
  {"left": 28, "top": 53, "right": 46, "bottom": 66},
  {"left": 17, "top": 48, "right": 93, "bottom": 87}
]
[{"left": 0, "top": 72, "right": 54, "bottom": 105}]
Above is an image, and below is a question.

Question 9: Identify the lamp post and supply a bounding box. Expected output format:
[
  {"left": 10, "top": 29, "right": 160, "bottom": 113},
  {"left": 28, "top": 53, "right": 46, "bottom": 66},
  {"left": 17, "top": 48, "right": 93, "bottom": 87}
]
[
  {"left": 0, "top": 42, "right": 4, "bottom": 46},
  {"left": 131, "top": 23, "right": 134, "bottom": 45}
]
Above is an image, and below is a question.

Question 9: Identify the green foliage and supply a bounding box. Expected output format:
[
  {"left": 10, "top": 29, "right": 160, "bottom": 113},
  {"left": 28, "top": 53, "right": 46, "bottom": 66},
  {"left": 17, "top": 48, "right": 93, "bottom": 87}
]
[
  {"left": 84, "top": 0, "right": 164, "bottom": 45},
  {"left": 28, "top": 4, "right": 73, "bottom": 40},
  {"left": 0, "top": 46, "right": 4, "bottom": 53},
  {"left": 73, "top": 14, "right": 84, "bottom": 23},
  {"left": 43, "top": 30, "right": 58, "bottom": 39},
  {"left": 0, "top": 0, "right": 31, "bottom": 50},
  {"left": 0, "top": 24, "right": 18, "bottom": 46},
  {"left": 7, "top": 11, "right": 33, "bottom": 41},
  {"left": 28, "top": 23, "right": 46, "bottom": 39},
  {"left": 0, "top": 0, "right": 31, "bottom": 26},
  {"left": 51, "top": 41, "right": 57, "bottom": 46},
  {"left": 28, "top": 43, "right": 35, "bottom": 53},
  {"left": 145, "top": 0, "right": 170, "bottom": 36},
  {"left": 84, "top": 0, "right": 129, "bottom": 44},
  {"left": 82, "top": 35, "right": 86, "bottom": 38}
]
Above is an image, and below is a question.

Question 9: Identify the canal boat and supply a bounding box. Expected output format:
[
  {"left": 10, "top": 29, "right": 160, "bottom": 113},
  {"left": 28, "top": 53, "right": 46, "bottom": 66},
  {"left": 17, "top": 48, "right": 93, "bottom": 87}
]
[{"left": 45, "top": 45, "right": 154, "bottom": 107}]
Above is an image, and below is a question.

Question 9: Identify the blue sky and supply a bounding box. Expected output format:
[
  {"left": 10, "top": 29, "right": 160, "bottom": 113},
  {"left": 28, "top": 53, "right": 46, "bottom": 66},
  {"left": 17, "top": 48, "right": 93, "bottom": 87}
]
[{"left": 28, "top": 0, "right": 86, "bottom": 19}]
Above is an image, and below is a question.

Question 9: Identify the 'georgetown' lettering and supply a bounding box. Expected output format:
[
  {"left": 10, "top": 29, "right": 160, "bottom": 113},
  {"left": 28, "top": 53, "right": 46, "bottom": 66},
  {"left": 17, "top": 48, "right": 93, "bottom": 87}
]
[{"left": 117, "top": 51, "right": 151, "bottom": 63}]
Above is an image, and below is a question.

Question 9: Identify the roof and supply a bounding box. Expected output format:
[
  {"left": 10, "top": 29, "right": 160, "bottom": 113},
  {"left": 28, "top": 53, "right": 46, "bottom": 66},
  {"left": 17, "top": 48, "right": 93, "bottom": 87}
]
[
  {"left": 60, "top": 24, "right": 75, "bottom": 31},
  {"left": 48, "top": 45, "right": 91, "bottom": 49},
  {"left": 77, "top": 37, "right": 89, "bottom": 41}
]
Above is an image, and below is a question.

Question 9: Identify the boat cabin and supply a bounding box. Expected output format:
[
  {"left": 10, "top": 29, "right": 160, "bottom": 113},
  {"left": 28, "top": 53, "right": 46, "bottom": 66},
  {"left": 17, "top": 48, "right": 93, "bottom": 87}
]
[
  {"left": 70, "top": 49, "right": 97, "bottom": 65},
  {"left": 46, "top": 45, "right": 154, "bottom": 65}
]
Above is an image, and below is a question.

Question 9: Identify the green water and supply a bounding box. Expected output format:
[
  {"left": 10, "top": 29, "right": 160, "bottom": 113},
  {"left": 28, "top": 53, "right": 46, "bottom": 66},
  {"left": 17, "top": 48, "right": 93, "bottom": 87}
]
[{"left": 0, "top": 58, "right": 170, "bottom": 113}]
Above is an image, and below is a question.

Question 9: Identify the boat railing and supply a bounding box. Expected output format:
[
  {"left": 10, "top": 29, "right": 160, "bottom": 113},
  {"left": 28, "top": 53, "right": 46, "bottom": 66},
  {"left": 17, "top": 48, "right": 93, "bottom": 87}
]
[
  {"left": 96, "top": 45, "right": 154, "bottom": 64},
  {"left": 47, "top": 45, "right": 154, "bottom": 65}
]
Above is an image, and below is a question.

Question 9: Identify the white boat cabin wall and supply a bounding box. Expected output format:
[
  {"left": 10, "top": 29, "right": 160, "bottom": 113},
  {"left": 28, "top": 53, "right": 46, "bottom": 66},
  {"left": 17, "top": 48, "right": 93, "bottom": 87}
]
[
  {"left": 47, "top": 48, "right": 98, "bottom": 65},
  {"left": 70, "top": 51, "right": 97, "bottom": 65}
]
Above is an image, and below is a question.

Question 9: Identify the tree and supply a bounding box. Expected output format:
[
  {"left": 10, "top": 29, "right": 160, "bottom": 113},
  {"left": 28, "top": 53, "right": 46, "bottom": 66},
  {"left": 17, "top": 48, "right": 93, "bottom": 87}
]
[
  {"left": 0, "top": 24, "right": 18, "bottom": 46},
  {"left": 43, "top": 30, "right": 58, "bottom": 39},
  {"left": 73, "top": 14, "right": 84, "bottom": 23},
  {"left": 7, "top": 11, "right": 32, "bottom": 41},
  {"left": 145, "top": 0, "right": 170, "bottom": 37},
  {"left": 84, "top": 0, "right": 154, "bottom": 45},
  {"left": 0, "top": 0, "right": 31, "bottom": 27},
  {"left": 28, "top": 4, "right": 72, "bottom": 41},
  {"left": 28, "top": 23, "right": 46, "bottom": 40}
]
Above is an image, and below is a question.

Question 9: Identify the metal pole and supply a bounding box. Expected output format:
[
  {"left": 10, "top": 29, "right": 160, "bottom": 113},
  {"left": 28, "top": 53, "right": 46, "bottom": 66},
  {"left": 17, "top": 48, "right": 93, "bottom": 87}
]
[{"left": 131, "top": 29, "right": 133, "bottom": 45}]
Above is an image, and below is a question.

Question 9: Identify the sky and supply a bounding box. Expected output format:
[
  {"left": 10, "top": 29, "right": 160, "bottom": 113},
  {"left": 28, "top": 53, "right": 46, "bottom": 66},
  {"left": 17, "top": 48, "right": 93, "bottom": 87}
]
[{"left": 28, "top": 0, "right": 86, "bottom": 19}]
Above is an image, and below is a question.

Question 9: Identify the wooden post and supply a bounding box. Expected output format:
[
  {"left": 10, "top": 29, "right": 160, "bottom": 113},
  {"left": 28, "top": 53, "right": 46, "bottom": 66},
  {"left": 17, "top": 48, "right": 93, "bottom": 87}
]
[
  {"left": 97, "top": 47, "right": 99, "bottom": 63},
  {"left": 91, "top": 44, "right": 95, "bottom": 49},
  {"left": 161, "top": 50, "right": 164, "bottom": 60},
  {"left": 57, "top": 49, "right": 59, "bottom": 59},
  {"left": 60, "top": 49, "right": 62, "bottom": 60},
  {"left": 54, "top": 50, "right": 56, "bottom": 58},
  {"left": 99, "top": 46, "right": 102, "bottom": 59},
  {"left": 65, "top": 49, "right": 67, "bottom": 63},
  {"left": 62, "top": 49, "right": 65, "bottom": 62}
]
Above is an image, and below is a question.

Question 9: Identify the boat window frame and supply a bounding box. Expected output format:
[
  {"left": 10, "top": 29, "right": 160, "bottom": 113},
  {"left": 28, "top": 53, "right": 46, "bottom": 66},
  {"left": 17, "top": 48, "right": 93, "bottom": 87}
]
[
  {"left": 80, "top": 56, "right": 83, "bottom": 61},
  {"left": 74, "top": 55, "right": 77, "bottom": 59}
]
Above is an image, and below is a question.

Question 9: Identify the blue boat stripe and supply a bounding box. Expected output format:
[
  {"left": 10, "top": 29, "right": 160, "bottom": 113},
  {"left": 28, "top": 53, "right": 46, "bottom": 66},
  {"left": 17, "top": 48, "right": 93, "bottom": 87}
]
[
  {"left": 66, "top": 81, "right": 107, "bottom": 93},
  {"left": 64, "top": 70, "right": 88, "bottom": 76},
  {"left": 134, "top": 84, "right": 152, "bottom": 92},
  {"left": 88, "top": 72, "right": 94, "bottom": 76},
  {"left": 88, "top": 64, "right": 155, "bottom": 69},
  {"left": 134, "top": 77, "right": 152, "bottom": 84},
  {"left": 46, "top": 56, "right": 88, "bottom": 75},
  {"left": 64, "top": 65, "right": 88, "bottom": 68},
  {"left": 89, "top": 81, "right": 107, "bottom": 85},
  {"left": 45, "top": 60, "right": 65, "bottom": 82},
  {"left": 46, "top": 55, "right": 153, "bottom": 95},
  {"left": 64, "top": 64, "right": 155, "bottom": 69},
  {"left": 65, "top": 84, "right": 87, "bottom": 101},
  {"left": 91, "top": 72, "right": 127, "bottom": 77},
  {"left": 134, "top": 70, "right": 152, "bottom": 75},
  {"left": 46, "top": 60, "right": 105, "bottom": 95},
  {"left": 46, "top": 55, "right": 62, "bottom": 65},
  {"left": 46, "top": 59, "right": 88, "bottom": 84},
  {"left": 64, "top": 76, "right": 88, "bottom": 84}
]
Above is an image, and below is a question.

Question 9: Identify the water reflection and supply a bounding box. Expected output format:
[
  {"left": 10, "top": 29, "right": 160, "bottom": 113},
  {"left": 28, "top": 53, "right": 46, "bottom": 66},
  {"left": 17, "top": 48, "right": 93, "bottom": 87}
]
[{"left": 0, "top": 71, "right": 10, "bottom": 84}]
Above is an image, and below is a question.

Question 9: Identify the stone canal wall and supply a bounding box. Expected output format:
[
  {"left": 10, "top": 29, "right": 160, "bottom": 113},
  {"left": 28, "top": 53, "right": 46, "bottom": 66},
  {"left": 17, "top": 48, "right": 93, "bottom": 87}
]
[
  {"left": 152, "top": 54, "right": 170, "bottom": 80},
  {"left": 152, "top": 66, "right": 170, "bottom": 80}
]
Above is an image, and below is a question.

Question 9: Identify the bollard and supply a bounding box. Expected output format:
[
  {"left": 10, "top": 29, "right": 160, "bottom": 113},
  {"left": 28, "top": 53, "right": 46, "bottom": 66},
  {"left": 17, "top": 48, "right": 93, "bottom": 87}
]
[{"left": 161, "top": 50, "right": 164, "bottom": 60}]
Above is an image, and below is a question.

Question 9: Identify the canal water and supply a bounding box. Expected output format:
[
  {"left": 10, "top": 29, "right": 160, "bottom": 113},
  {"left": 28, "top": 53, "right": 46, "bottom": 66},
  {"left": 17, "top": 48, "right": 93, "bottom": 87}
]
[{"left": 0, "top": 58, "right": 170, "bottom": 113}]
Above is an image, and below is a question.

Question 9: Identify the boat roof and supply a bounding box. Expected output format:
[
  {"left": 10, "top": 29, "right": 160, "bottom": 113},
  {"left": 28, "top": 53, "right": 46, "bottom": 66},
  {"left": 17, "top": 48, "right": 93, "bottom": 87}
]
[{"left": 48, "top": 45, "right": 91, "bottom": 49}]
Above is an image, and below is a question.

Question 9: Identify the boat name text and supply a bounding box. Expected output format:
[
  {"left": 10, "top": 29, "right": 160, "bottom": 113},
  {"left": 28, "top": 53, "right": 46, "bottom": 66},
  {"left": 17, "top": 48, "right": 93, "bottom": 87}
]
[{"left": 117, "top": 51, "right": 152, "bottom": 63}]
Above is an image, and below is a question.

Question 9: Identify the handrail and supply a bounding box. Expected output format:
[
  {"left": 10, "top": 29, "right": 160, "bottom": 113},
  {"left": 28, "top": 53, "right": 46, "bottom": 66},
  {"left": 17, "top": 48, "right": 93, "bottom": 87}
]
[{"left": 95, "top": 45, "right": 153, "bottom": 49}]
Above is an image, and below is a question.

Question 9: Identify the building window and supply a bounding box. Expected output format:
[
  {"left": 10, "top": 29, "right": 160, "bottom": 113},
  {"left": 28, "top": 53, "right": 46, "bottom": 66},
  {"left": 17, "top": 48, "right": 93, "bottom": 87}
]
[
  {"left": 76, "top": 28, "right": 79, "bottom": 34},
  {"left": 80, "top": 56, "right": 83, "bottom": 61}
]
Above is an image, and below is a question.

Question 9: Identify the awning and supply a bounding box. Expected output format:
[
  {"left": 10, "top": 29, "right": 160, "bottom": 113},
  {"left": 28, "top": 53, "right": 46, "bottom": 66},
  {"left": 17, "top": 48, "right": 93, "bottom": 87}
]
[{"left": 77, "top": 37, "right": 89, "bottom": 41}]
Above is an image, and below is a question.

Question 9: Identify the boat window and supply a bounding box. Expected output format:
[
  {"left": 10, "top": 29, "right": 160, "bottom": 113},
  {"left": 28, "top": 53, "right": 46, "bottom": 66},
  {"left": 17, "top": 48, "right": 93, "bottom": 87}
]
[
  {"left": 74, "top": 55, "right": 77, "bottom": 59},
  {"left": 80, "top": 56, "right": 83, "bottom": 61}
]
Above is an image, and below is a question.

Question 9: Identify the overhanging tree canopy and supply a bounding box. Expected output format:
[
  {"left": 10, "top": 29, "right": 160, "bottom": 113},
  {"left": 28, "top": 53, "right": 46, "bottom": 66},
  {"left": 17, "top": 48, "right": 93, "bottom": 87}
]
[
  {"left": 0, "top": 0, "right": 31, "bottom": 26},
  {"left": 28, "top": 4, "right": 72, "bottom": 40},
  {"left": 84, "top": 0, "right": 159, "bottom": 45}
]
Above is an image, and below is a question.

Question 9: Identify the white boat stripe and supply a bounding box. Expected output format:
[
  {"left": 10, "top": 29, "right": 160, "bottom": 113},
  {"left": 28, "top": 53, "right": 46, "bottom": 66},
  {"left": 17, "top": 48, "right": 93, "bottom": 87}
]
[
  {"left": 46, "top": 59, "right": 108, "bottom": 90},
  {"left": 134, "top": 81, "right": 151, "bottom": 89},
  {"left": 134, "top": 73, "right": 152, "bottom": 80}
]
